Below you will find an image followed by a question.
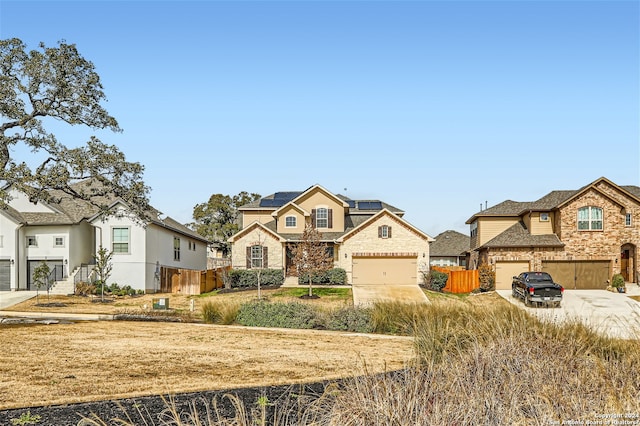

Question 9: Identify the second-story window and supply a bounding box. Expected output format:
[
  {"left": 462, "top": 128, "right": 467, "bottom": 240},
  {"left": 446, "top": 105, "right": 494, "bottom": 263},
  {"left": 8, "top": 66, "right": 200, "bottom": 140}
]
[
  {"left": 378, "top": 225, "right": 392, "bottom": 238},
  {"left": 577, "top": 206, "right": 603, "bottom": 230},
  {"left": 174, "top": 237, "right": 181, "bottom": 261},
  {"left": 626, "top": 213, "right": 632, "bottom": 227},
  {"left": 54, "top": 237, "right": 65, "bottom": 247},
  {"left": 112, "top": 228, "right": 129, "bottom": 253},
  {"left": 316, "top": 208, "right": 328, "bottom": 228},
  {"left": 285, "top": 216, "right": 296, "bottom": 228}
]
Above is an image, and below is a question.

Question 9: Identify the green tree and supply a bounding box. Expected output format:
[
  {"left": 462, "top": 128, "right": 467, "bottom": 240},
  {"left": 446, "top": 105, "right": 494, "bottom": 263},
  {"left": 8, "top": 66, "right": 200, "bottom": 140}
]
[
  {"left": 93, "top": 246, "right": 113, "bottom": 301},
  {"left": 0, "top": 38, "right": 149, "bottom": 218},
  {"left": 190, "top": 191, "right": 261, "bottom": 256},
  {"left": 290, "top": 224, "right": 333, "bottom": 297},
  {"left": 32, "top": 261, "right": 50, "bottom": 305}
]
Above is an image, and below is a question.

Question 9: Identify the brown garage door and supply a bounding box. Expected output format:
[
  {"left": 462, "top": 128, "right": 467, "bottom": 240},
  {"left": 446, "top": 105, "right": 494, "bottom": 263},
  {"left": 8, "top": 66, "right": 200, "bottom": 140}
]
[
  {"left": 352, "top": 256, "right": 417, "bottom": 285},
  {"left": 495, "top": 261, "right": 530, "bottom": 290},
  {"left": 542, "top": 261, "right": 611, "bottom": 289}
]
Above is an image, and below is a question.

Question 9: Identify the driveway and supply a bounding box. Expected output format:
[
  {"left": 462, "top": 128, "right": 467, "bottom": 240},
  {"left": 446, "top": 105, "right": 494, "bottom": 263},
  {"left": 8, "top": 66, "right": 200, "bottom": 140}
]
[
  {"left": 0, "top": 291, "right": 37, "bottom": 310},
  {"left": 352, "top": 284, "right": 429, "bottom": 306},
  {"left": 496, "top": 286, "right": 640, "bottom": 339}
]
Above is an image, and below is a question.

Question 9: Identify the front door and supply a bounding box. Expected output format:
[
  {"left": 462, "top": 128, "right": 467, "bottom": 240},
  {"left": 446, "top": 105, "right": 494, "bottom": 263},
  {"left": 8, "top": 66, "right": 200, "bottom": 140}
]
[{"left": 285, "top": 245, "right": 297, "bottom": 276}]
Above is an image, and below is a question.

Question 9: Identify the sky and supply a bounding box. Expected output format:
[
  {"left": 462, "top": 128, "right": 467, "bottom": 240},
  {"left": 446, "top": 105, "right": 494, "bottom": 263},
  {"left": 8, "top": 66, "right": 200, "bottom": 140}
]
[{"left": 0, "top": 0, "right": 638, "bottom": 237}]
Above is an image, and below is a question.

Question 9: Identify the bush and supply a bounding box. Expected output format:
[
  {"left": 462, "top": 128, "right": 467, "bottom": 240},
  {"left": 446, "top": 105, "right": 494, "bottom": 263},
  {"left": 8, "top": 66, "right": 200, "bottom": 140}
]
[
  {"left": 298, "top": 268, "right": 347, "bottom": 285},
  {"left": 478, "top": 263, "right": 495, "bottom": 292},
  {"left": 75, "top": 281, "right": 95, "bottom": 296},
  {"left": 428, "top": 270, "right": 448, "bottom": 292},
  {"left": 201, "top": 300, "right": 239, "bottom": 325},
  {"left": 326, "top": 307, "right": 374, "bottom": 333},
  {"left": 236, "top": 301, "right": 322, "bottom": 329},
  {"left": 228, "top": 269, "right": 284, "bottom": 288},
  {"left": 611, "top": 273, "right": 625, "bottom": 288}
]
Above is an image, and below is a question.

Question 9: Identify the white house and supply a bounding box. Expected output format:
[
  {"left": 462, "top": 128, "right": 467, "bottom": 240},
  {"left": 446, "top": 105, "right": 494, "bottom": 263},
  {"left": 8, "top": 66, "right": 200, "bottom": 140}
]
[{"left": 0, "top": 182, "right": 208, "bottom": 293}]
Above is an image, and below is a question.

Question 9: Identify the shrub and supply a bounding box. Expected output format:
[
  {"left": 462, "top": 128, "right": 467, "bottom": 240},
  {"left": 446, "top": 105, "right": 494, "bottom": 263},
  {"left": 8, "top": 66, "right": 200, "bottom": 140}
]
[
  {"left": 75, "top": 281, "right": 95, "bottom": 296},
  {"left": 478, "top": 263, "right": 495, "bottom": 292},
  {"left": 236, "top": 301, "right": 322, "bottom": 329},
  {"left": 201, "top": 300, "right": 240, "bottom": 325},
  {"left": 611, "top": 273, "right": 625, "bottom": 288},
  {"left": 428, "top": 270, "right": 448, "bottom": 292},
  {"left": 298, "top": 268, "right": 347, "bottom": 285},
  {"left": 228, "top": 269, "right": 284, "bottom": 288},
  {"left": 326, "top": 306, "right": 374, "bottom": 333}
]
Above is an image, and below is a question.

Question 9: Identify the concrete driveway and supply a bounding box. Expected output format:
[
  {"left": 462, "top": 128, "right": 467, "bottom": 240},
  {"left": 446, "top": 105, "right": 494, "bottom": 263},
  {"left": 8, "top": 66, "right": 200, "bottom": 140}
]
[
  {"left": 0, "top": 291, "right": 37, "bottom": 310},
  {"left": 496, "top": 286, "right": 640, "bottom": 339},
  {"left": 352, "top": 284, "right": 429, "bottom": 307}
]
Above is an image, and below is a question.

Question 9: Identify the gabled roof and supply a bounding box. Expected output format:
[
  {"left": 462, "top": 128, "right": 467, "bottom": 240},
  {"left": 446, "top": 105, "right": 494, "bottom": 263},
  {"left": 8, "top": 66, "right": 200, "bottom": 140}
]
[
  {"left": 466, "top": 177, "right": 640, "bottom": 224},
  {"left": 430, "top": 230, "right": 470, "bottom": 257},
  {"left": 271, "top": 201, "right": 310, "bottom": 218},
  {"left": 227, "top": 220, "right": 284, "bottom": 243},
  {"left": 337, "top": 208, "right": 434, "bottom": 243},
  {"left": 2, "top": 180, "right": 208, "bottom": 242},
  {"left": 479, "top": 221, "right": 564, "bottom": 249}
]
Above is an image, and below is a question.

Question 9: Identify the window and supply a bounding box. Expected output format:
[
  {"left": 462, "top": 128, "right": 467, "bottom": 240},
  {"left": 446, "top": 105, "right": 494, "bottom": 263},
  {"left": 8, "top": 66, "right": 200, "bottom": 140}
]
[
  {"left": 577, "top": 207, "right": 603, "bottom": 230},
  {"left": 26, "top": 236, "right": 37, "bottom": 247},
  {"left": 540, "top": 213, "right": 549, "bottom": 222},
  {"left": 251, "top": 245, "right": 263, "bottom": 268},
  {"left": 112, "top": 228, "right": 129, "bottom": 253},
  {"left": 470, "top": 222, "right": 478, "bottom": 238},
  {"left": 378, "top": 225, "right": 392, "bottom": 238},
  {"left": 285, "top": 216, "right": 297, "bottom": 228},
  {"left": 54, "top": 237, "right": 65, "bottom": 247},
  {"left": 626, "top": 213, "right": 632, "bottom": 227},
  {"left": 316, "top": 208, "right": 328, "bottom": 228},
  {"left": 174, "top": 237, "right": 181, "bottom": 261},
  {"left": 326, "top": 245, "right": 334, "bottom": 259}
]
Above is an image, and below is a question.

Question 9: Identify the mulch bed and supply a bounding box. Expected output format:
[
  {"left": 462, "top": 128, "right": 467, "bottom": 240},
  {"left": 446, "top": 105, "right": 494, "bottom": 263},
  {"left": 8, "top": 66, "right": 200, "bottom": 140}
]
[{"left": 0, "top": 381, "right": 330, "bottom": 426}]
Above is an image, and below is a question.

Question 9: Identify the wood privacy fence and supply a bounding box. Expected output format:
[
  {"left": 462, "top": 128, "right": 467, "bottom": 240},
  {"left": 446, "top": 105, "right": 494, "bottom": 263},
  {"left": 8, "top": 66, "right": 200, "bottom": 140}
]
[
  {"left": 432, "top": 266, "right": 479, "bottom": 294},
  {"left": 160, "top": 266, "right": 230, "bottom": 295}
]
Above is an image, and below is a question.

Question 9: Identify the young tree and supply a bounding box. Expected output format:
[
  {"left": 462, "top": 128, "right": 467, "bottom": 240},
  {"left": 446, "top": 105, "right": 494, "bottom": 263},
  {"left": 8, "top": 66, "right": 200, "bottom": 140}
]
[
  {"left": 0, "top": 38, "right": 150, "bottom": 218},
  {"left": 290, "top": 224, "right": 333, "bottom": 298},
  {"left": 32, "top": 261, "right": 51, "bottom": 305},
  {"left": 190, "top": 191, "right": 261, "bottom": 256},
  {"left": 93, "top": 246, "right": 113, "bottom": 301},
  {"left": 245, "top": 230, "right": 268, "bottom": 300}
]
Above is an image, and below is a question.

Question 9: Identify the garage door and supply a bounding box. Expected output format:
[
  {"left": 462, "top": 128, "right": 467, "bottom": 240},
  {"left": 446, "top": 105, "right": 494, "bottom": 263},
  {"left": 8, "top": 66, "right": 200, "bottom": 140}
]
[
  {"left": 542, "top": 261, "right": 611, "bottom": 289},
  {"left": 495, "top": 261, "right": 530, "bottom": 290},
  {"left": 352, "top": 256, "right": 417, "bottom": 285},
  {"left": 0, "top": 260, "right": 10, "bottom": 291}
]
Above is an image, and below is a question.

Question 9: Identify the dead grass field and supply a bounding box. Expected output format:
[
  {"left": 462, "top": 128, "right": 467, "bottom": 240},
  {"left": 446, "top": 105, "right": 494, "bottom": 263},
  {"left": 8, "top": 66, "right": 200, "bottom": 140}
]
[{"left": 0, "top": 288, "right": 416, "bottom": 410}]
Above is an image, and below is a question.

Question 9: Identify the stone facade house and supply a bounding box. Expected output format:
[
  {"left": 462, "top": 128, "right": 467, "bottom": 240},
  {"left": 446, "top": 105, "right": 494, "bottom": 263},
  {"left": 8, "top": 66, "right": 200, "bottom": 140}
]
[
  {"left": 228, "top": 185, "right": 434, "bottom": 285},
  {"left": 465, "top": 177, "right": 640, "bottom": 290}
]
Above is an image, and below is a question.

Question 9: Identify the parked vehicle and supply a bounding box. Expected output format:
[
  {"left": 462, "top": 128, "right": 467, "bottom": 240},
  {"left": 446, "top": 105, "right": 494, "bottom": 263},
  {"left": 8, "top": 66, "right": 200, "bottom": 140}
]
[{"left": 512, "top": 271, "right": 564, "bottom": 307}]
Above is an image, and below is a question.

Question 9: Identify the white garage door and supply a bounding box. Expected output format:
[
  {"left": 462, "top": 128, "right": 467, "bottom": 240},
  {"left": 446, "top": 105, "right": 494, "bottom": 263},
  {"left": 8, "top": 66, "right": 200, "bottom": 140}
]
[
  {"left": 495, "top": 261, "right": 530, "bottom": 290},
  {"left": 352, "top": 256, "right": 417, "bottom": 285}
]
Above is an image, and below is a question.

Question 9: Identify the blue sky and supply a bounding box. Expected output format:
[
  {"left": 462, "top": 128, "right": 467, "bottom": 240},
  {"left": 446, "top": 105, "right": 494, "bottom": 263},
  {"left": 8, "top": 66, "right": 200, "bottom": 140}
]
[{"left": 1, "top": 0, "right": 638, "bottom": 237}]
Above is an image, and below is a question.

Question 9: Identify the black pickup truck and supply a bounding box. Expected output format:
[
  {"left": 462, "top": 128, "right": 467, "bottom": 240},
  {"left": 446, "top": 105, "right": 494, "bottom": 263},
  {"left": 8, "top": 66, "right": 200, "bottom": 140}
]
[{"left": 512, "top": 272, "right": 564, "bottom": 307}]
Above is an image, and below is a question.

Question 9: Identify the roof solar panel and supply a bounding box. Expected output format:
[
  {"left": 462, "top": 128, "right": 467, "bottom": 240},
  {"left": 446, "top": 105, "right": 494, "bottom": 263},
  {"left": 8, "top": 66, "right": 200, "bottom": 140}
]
[
  {"left": 273, "top": 192, "right": 301, "bottom": 201},
  {"left": 358, "top": 201, "right": 383, "bottom": 210},
  {"left": 347, "top": 200, "right": 356, "bottom": 208},
  {"left": 259, "top": 199, "right": 282, "bottom": 207}
]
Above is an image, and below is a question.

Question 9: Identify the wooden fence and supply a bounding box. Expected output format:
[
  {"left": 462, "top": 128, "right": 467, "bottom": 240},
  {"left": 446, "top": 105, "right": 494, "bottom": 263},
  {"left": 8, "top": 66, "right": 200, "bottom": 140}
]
[
  {"left": 160, "top": 266, "right": 230, "bottom": 295},
  {"left": 432, "top": 266, "right": 479, "bottom": 294}
]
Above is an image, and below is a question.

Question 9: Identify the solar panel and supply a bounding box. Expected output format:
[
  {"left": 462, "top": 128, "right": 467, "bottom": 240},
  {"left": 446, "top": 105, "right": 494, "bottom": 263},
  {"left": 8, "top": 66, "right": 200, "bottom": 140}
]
[
  {"left": 273, "top": 192, "right": 301, "bottom": 201},
  {"left": 259, "top": 199, "right": 282, "bottom": 207},
  {"left": 358, "top": 201, "right": 383, "bottom": 210},
  {"left": 347, "top": 200, "right": 356, "bottom": 208}
]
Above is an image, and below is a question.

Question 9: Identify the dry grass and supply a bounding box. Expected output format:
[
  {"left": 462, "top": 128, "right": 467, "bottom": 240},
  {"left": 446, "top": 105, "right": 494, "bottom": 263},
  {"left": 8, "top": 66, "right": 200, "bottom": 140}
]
[{"left": 0, "top": 320, "right": 414, "bottom": 410}]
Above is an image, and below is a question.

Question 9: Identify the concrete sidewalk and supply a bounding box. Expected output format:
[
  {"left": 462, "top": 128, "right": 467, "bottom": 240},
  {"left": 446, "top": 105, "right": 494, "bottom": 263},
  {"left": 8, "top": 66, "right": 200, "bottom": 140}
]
[
  {"left": 497, "top": 286, "right": 640, "bottom": 339},
  {"left": 0, "top": 291, "right": 112, "bottom": 321}
]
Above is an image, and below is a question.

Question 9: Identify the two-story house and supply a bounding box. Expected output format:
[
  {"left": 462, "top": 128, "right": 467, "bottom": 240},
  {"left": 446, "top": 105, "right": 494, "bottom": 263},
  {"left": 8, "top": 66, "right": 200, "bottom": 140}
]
[
  {"left": 466, "top": 177, "right": 640, "bottom": 290},
  {"left": 228, "top": 185, "right": 434, "bottom": 285},
  {"left": 0, "top": 181, "right": 208, "bottom": 293}
]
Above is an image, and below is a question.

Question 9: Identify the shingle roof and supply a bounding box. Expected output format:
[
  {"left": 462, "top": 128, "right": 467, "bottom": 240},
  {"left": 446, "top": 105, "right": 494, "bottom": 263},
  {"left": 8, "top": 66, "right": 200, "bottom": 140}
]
[
  {"left": 622, "top": 185, "right": 640, "bottom": 199},
  {"left": 430, "top": 230, "right": 470, "bottom": 256},
  {"left": 2, "top": 180, "right": 208, "bottom": 242},
  {"left": 480, "top": 221, "right": 564, "bottom": 249}
]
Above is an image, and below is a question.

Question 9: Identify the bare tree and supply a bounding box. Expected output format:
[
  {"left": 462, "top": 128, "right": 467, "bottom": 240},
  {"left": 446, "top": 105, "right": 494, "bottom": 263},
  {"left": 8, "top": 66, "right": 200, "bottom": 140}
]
[
  {"left": 245, "top": 230, "right": 269, "bottom": 300},
  {"left": 290, "top": 224, "right": 333, "bottom": 298}
]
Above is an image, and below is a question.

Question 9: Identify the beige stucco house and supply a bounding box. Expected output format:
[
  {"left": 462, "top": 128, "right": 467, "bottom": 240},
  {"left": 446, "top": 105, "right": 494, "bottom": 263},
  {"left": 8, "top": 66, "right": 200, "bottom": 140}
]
[
  {"left": 466, "top": 177, "right": 640, "bottom": 290},
  {"left": 228, "top": 185, "right": 434, "bottom": 285}
]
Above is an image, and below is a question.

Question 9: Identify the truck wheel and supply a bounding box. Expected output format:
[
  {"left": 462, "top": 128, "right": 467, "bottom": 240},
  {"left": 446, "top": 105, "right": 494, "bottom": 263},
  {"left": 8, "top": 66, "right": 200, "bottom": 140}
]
[
  {"left": 524, "top": 295, "right": 531, "bottom": 307},
  {"left": 512, "top": 287, "right": 517, "bottom": 298}
]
